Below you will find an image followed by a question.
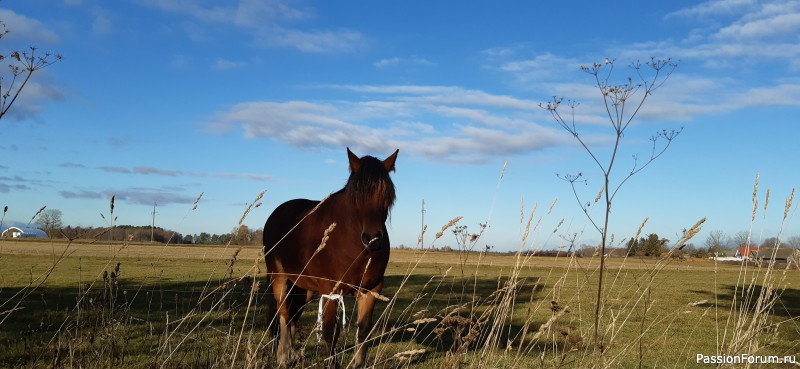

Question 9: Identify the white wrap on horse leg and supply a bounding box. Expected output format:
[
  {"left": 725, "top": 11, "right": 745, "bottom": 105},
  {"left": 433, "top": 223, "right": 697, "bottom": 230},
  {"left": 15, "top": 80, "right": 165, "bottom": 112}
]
[{"left": 316, "top": 294, "right": 346, "bottom": 341}]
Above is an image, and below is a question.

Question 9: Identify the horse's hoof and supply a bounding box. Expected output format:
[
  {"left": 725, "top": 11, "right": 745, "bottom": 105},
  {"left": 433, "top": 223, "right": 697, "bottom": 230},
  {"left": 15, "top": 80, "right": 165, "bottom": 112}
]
[
  {"left": 324, "top": 356, "right": 340, "bottom": 369},
  {"left": 277, "top": 348, "right": 300, "bottom": 368}
]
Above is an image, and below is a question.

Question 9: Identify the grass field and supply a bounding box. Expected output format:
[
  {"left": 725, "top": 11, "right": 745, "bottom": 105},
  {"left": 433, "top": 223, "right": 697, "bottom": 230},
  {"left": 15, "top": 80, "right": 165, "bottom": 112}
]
[{"left": 1, "top": 238, "right": 798, "bottom": 368}]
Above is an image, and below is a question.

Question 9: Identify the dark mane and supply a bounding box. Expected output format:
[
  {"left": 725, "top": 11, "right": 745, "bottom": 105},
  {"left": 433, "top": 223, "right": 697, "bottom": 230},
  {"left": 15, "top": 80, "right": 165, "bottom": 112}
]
[{"left": 344, "top": 155, "right": 396, "bottom": 212}]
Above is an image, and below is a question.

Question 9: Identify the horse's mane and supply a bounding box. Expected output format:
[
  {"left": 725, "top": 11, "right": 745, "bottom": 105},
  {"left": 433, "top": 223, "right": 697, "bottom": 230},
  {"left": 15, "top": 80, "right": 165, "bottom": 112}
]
[{"left": 342, "top": 155, "right": 396, "bottom": 212}]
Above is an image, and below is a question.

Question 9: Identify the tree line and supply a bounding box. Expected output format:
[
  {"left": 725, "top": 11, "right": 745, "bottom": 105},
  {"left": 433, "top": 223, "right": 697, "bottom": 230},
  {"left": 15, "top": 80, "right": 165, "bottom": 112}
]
[
  {"left": 52, "top": 224, "right": 264, "bottom": 246},
  {"left": 570, "top": 230, "right": 800, "bottom": 259},
  {"left": 25, "top": 208, "right": 264, "bottom": 245}
]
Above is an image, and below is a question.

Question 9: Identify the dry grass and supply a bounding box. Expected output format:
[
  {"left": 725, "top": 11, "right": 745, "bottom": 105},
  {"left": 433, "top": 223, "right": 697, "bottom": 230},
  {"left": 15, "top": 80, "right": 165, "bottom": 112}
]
[
  {"left": 2, "top": 238, "right": 797, "bottom": 368},
  {"left": 1, "top": 175, "right": 798, "bottom": 368}
]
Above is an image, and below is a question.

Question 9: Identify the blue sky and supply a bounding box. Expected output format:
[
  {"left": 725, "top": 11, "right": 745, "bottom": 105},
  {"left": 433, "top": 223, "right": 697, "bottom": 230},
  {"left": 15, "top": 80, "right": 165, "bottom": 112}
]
[{"left": 1, "top": 0, "right": 798, "bottom": 251}]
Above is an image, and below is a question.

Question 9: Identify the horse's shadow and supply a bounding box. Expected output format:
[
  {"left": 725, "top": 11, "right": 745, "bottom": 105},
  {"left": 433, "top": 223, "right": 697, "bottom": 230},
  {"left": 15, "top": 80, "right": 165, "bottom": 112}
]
[{"left": 281, "top": 273, "right": 551, "bottom": 368}]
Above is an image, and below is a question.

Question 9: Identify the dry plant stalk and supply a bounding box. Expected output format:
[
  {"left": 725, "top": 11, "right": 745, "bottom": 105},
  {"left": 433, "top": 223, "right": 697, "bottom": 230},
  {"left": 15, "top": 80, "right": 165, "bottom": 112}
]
[
  {"left": 238, "top": 190, "right": 265, "bottom": 225},
  {"left": 28, "top": 205, "right": 46, "bottom": 225},
  {"left": 192, "top": 192, "right": 204, "bottom": 211},
  {"left": 435, "top": 216, "right": 463, "bottom": 240}
]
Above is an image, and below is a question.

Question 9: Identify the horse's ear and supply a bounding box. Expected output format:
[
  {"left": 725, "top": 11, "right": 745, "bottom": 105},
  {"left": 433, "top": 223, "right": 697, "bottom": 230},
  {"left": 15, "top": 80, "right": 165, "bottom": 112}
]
[
  {"left": 383, "top": 149, "right": 399, "bottom": 173},
  {"left": 347, "top": 147, "right": 362, "bottom": 173}
]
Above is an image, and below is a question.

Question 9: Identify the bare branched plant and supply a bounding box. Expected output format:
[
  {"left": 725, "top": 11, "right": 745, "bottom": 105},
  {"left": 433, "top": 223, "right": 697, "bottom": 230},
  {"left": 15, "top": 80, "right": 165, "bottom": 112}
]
[
  {"left": 540, "top": 57, "right": 681, "bottom": 348},
  {"left": 0, "top": 21, "right": 62, "bottom": 122}
]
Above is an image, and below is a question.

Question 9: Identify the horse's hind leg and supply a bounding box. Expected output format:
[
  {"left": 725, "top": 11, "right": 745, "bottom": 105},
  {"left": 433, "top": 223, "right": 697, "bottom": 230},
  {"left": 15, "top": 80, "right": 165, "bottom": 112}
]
[
  {"left": 287, "top": 284, "right": 309, "bottom": 343},
  {"left": 271, "top": 276, "right": 298, "bottom": 367},
  {"left": 353, "top": 282, "right": 382, "bottom": 369}
]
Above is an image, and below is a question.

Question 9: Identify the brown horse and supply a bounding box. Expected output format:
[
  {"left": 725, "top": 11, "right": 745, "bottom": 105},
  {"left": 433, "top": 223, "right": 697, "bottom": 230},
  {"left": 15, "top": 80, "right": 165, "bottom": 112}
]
[{"left": 263, "top": 148, "right": 398, "bottom": 368}]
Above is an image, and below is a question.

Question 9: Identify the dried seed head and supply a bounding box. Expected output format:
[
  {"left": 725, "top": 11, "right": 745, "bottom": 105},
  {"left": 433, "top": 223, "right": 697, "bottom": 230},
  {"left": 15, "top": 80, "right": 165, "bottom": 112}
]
[
  {"left": 595, "top": 186, "right": 604, "bottom": 203},
  {"left": 752, "top": 174, "right": 760, "bottom": 221},
  {"left": 685, "top": 217, "right": 706, "bottom": 238},
  {"left": 411, "top": 317, "right": 438, "bottom": 325},
  {"left": 634, "top": 217, "right": 649, "bottom": 241},
  {"left": 29, "top": 206, "right": 46, "bottom": 225},
  {"left": 392, "top": 349, "right": 426, "bottom": 360},
  {"left": 547, "top": 198, "right": 557, "bottom": 214},
  {"left": 784, "top": 188, "right": 795, "bottom": 221},
  {"left": 315, "top": 222, "right": 337, "bottom": 254},
  {"left": 553, "top": 219, "right": 564, "bottom": 234},
  {"left": 435, "top": 216, "right": 462, "bottom": 240},
  {"left": 253, "top": 190, "right": 265, "bottom": 203},
  {"left": 192, "top": 192, "right": 204, "bottom": 210}
]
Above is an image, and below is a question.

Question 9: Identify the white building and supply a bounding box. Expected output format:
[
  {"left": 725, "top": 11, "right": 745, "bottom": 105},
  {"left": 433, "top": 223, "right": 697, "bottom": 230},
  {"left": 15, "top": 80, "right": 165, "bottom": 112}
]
[{"left": 1, "top": 226, "right": 48, "bottom": 238}]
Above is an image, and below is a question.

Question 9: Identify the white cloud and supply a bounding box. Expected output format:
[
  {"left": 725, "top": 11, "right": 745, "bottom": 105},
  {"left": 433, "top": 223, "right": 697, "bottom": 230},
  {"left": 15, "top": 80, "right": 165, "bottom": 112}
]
[
  {"left": 733, "top": 83, "right": 800, "bottom": 107},
  {"left": 499, "top": 53, "right": 581, "bottom": 84},
  {"left": 374, "top": 57, "right": 401, "bottom": 68},
  {"left": 644, "top": 0, "right": 800, "bottom": 62},
  {"left": 1, "top": 77, "right": 65, "bottom": 121},
  {"left": 213, "top": 58, "right": 248, "bottom": 70},
  {"left": 138, "top": 0, "right": 363, "bottom": 54},
  {"left": 715, "top": 12, "right": 800, "bottom": 39},
  {"left": 171, "top": 54, "right": 190, "bottom": 69},
  {"left": 373, "top": 56, "right": 434, "bottom": 69},
  {"left": 0, "top": 9, "right": 60, "bottom": 44},
  {"left": 497, "top": 0, "right": 800, "bottom": 121},
  {"left": 481, "top": 46, "right": 518, "bottom": 58},
  {"left": 255, "top": 27, "right": 364, "bottom": 54},
  {"left": 207, "top": 86, "right": 577, "bottom": 164},
  {"left": 213, "top": 101, "right": 388, "bottom": 151},
  {"left": 61, "top": 188, "right": 196, "bottom": 205},
  {"left": 85, "top": 6, "right": 116, "bottom": 36},
  {"left": 92, "top": 15, "right": 113, "bottom": 35},
  {"left": 665, "top": 0, "right": 755, "bottom": 18},
  {"left": 233, "top": 0, "right": 311, "bottom": 27}
]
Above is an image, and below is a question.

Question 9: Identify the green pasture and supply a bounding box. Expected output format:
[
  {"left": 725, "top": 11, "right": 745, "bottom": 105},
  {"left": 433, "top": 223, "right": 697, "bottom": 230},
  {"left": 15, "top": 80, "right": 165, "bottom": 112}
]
[{"left": 1, "top": 239, "right": 798, "bottom": 368}]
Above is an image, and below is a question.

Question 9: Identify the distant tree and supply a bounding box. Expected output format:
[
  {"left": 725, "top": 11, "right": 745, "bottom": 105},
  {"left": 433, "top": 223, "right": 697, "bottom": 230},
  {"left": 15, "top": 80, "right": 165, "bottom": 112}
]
[
  {"left": 627, "top": 233, "right": 669, "bottom": 257},
  {"left": 576, "top": 244, "right": 597, "bottom": 257},
  {"left": 626, "top": 237, "right": 639, "bottom": 257},
  {"left": 704, "top": 230, "right": 729, "bottom": 256},
  {"left": 0, "top": 20, "right": 62, "bottom": 122},
  {"left": 34, "top": 209, "right": 62, "bottom": 237},
  {"left": 251, "top": 228, "right": 264, "bottom": 246},
  {"left": 683, "top": 243, "right": 709, "bottom": 259},
  {"left": 196, "top": 232, "right": 211, "bottom": 244},
  {"left": 211, "top": 233, "right": 232, "bottom": 245},
  {"left": 786, "top": 236, "right": 800, "bottom": 249},
  {"left": 640, "top": 233, "right": 669, "bottom": 257},
  {"left": 761, "top": 237, "right": 780, "bottom": 248},
  {"left": 731, "top": 231, "right": 750, "bottom": 248},
  {"left": 232, "top": 225, "right": 251, "bottom": 245}
]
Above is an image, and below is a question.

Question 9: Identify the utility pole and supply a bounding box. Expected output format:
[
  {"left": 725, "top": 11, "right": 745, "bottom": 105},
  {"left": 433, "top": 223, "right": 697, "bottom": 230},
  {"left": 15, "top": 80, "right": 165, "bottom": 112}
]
[
  {"left": 151, "top": 202, "right": 158, "bottom": 243},
  {"left": 420, "top": 199, "right": 425, "bottom": 249}
]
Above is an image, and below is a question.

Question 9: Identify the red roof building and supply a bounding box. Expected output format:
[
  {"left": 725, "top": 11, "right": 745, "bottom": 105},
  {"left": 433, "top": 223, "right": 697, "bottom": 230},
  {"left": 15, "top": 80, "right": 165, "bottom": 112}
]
[{"left": 735, "top": 245, "right": 760, "bottom": 259}]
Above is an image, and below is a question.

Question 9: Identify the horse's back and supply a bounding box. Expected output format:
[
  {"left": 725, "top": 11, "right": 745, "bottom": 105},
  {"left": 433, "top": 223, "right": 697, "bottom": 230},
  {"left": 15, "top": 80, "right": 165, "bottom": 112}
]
[{"left": 263, "top": 198, "right": 319, "bottom": 261}]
